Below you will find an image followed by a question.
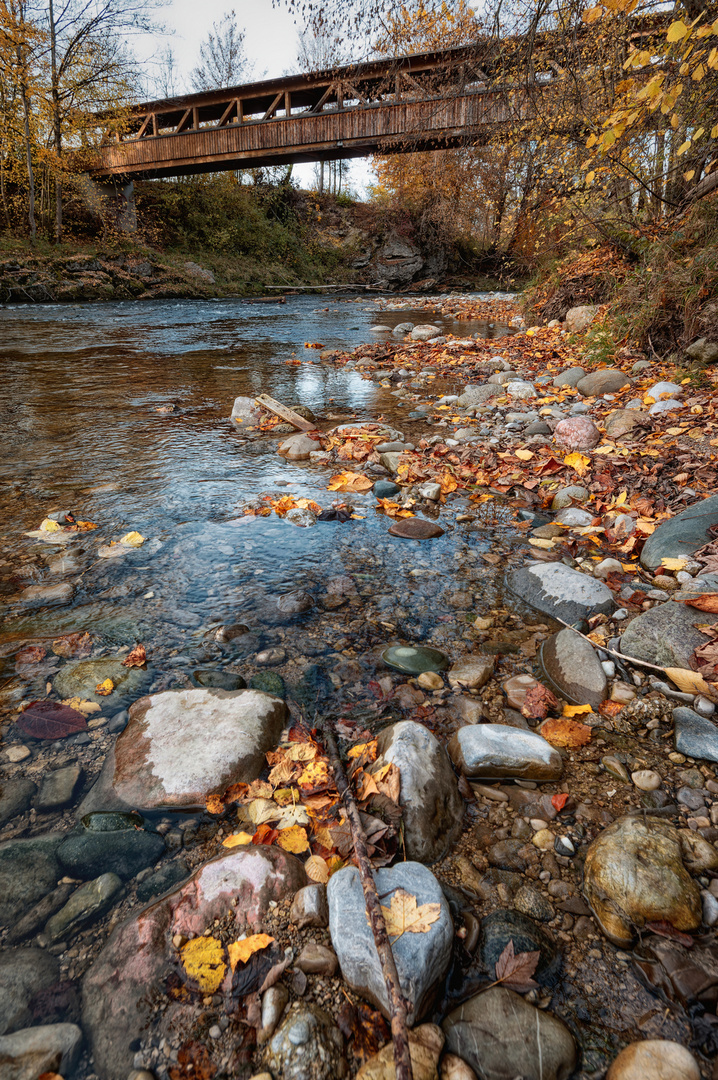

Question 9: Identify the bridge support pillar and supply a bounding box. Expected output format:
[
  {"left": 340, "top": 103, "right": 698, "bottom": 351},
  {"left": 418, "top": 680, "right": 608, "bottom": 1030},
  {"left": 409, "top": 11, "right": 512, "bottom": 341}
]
[{"left": 79, "top": 176, "right": 137, "bottom": 234}]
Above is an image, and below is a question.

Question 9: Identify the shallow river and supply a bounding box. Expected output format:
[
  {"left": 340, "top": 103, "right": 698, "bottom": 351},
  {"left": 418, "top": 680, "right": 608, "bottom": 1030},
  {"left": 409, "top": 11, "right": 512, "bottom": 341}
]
[{"left": 0, "top": 294, "right": 520, "bottom": 657}]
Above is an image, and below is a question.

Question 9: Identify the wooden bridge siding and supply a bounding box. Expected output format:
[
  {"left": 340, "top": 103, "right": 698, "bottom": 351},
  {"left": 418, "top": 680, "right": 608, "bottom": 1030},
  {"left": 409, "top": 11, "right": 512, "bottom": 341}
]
[{"left": 95, "top": 91, "right": 516, "bottom": 178}]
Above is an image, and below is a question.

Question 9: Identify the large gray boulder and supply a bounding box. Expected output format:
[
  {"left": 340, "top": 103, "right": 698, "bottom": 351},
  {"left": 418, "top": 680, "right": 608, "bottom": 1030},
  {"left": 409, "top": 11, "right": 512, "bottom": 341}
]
[
  {"left": 620, "top": 601, "right": 707, "bottom": 669},
  {"left": 327, "top": 862, "right": 452, "bottom": 1024},
  {"left": 640, "top": 494, "right": 718, "bottom": 570},
  {"left": 374, "top": 233, "right": 424, "bottom": 286},
  {"left": 686, "top": 337, "right": 718, "bottom": 364},
  {"left": 375, "top": 721, "right": 463, "bottom": 864},
  {"left": 78, "top": 688, "right": 287, "bottom": 815},
  {"left": 507, "top": 562, "right": 614, "bottom": 623},
  {"left": 443, "top": 987, "right": 577, "bottom": 1080}
]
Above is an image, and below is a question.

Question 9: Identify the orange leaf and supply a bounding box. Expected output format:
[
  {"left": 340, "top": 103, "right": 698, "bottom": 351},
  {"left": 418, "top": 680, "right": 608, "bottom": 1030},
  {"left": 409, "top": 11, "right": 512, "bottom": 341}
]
[
  {"left": 540, "top": 716, "right": 592, "bottom": 748},
  {"left": 222, "top": 831, "right": 254, "bottom": 848},
  {"left": 305, "top": 854, "right": 330, "bottom": 883},
  {"left": 297, "top": 759, "right": 330, "bottom": 794},
  {"left": 122, "top": 644, "right": 147, "bottom": 668},
  {"left": 228, "top": 934, "right": 275, "bottom": 971},
  {"left": 205, "top": 794, "right": 225, "bottom": 815},
  {"left": 252, "top": 823, "right": 279, "bottom": 845},
  {"left": 683, "top": 594, "right": 718, "bottom": 614},
  {"left": 95, "top": 678, "right": 114, "bottom": 696},
  {"left": 327, "top": 471, "right": 373, "bottom": 493}
]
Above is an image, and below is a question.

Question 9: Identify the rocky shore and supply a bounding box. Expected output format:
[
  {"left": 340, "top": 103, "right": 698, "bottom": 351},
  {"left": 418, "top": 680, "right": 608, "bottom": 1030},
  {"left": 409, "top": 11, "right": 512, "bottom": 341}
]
[{"left": 2, "top": 295, "right": 718, "bottom": 1080}]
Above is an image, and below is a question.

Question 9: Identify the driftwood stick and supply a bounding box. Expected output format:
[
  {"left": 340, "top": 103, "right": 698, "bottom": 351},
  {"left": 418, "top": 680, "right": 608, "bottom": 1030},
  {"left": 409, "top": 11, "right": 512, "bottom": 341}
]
[{"left": 319, "top": 719, "right": 414, "bottom": 1080}]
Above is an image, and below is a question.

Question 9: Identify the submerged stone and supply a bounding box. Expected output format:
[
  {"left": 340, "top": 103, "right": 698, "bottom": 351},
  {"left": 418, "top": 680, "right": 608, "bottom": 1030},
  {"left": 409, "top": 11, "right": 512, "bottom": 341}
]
[
  {"left": 388, "top": 518, "right": 445, "bottom": 540},
  {"left": 190, "top": 669, "right": 246, "bottom": 691},
  {"left": 248, "top": 671, "right": 286, "bottom": 697},
  {"left": 381, "top": 645, "right": 449, "bottom": 674}
]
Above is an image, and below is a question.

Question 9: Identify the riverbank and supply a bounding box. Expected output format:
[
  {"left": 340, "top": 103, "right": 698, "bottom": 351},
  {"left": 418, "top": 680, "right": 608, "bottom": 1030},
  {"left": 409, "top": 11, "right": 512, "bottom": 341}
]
[{"left": 1, "top": 293, "right": 718, "bottom": 1080}]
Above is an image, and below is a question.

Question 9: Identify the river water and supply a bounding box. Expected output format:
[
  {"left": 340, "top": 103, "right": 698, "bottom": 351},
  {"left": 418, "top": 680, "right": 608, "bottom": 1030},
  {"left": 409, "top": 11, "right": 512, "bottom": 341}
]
[{"left": 0, "top": 294, "right": 520, "bottom": 660}]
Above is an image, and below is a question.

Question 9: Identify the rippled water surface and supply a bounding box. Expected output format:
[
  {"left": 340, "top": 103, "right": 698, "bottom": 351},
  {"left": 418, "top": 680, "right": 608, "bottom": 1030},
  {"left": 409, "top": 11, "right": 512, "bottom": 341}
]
[{"left": 0, "top": 294, "right": 519, "bottom": 652}]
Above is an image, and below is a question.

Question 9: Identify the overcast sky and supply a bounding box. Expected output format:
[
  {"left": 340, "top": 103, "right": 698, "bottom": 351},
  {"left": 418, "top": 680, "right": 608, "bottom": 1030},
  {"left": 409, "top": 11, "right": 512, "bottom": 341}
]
[{"left": 139, "top": 0, "right": 374, "bottom": 194}]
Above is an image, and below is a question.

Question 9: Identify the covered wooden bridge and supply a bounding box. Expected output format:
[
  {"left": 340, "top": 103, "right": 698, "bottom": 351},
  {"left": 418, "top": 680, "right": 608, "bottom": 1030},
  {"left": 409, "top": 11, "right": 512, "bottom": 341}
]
[{"left": 89, "top": 45, "right": 522, "bottom": 180}]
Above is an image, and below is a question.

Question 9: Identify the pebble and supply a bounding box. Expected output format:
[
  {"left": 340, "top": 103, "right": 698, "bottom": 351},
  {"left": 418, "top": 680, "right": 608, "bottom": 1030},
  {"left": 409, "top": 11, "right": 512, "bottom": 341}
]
[
  {"left": 631, "top": 770, "right": 661, "bottom": 791},
  {"left": 417, "top": 670, "right": 444, "bottom": 690},
  {"left": 290, "top": 884, "right": 329, "bottom": 930},
  {"left": 605, "top": 1039, "right": 700, "bottom": 1080},
  {"left": 5, "top": 745, "right": 31, "bottom": 763}
]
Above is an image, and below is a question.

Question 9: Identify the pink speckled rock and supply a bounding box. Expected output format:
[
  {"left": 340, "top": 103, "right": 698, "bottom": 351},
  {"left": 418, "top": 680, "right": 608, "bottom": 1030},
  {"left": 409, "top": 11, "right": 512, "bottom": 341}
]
[
  {"left": 553, "top": 417, "right": 600, "bottom": 451},
  {"left": 82, "top": 846, "right": 307, "bottom": 1080}
]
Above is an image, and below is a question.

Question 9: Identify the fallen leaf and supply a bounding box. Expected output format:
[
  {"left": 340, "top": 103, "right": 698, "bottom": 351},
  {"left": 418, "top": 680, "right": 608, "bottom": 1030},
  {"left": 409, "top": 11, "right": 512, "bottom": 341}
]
[
  {"left": 119, "top": 531, "right": 145, "bottom": 547},
  {"left": 205, "top": 794, "right": 225, "bottom": 815},
  {"left": 305, "top": 855, "right": 330, "bottom": 883},
  {"left": 564, "top": 452, "right": 591, "bottom": 476},
  {"left": 180, "top": 936, "right": 226, "bottom": 993},
  {"left": 521, "top": 683, "right": 560, "bottom": 720},
  {"left": 661, "top": 558, "right": 689, "bottom": 570},
  {"left": 95, "top": 678, "right": 114, "bottom": 696},
  {"left": 16, "top": 700, "right": 87, "bottom": 740},
  {"left": 122, "top": 644, "right": 147, "bottom": 667},
  {"left": 60, "top": 697, "right": 101, "bottom": 715},
  {"left": 515, "top": 449, "right": 534, "bottom": 461},
  {"left": 664, "top": 667, "right": 718, "bottom": 699},
  {"left": 276, "top": 825, "right": 310, "bottom": 853},
  {"left": 327, "top": 471, "right": 373, "bottom": 493},
  {"left": 376, "top": 498, "right": 415, "bottom": 519},
  {"left": 645, "top": 920, "right": 695, "bottom": 948},
  {"left": 494, "top": 939, "right": 540, "bottom": 991},
  {"left": 285, "top": 743, "right": 317, "bottom": 762},
  {"left": 529, "top": 537, "right": 556, "bottom": 550},
  {"left": 222, "top": 831, "right": 254, "bottom": 848},
  {"left": 297, "top": 759, "right": 330, "bottom": 794},
  {"left": 540, "top": 716, "right": 592, "bottom": 748},
  {"left": 51, "top": 632, "right": 92, "bottom": 658},
  {"left": 251, "top": 823, "right": 279, "bottom": 845},
  {"left": 39, "top": 518, "right": 62, "bottom": 532},
  {"left": 15, "top": 645, "right": 47, "bottom": 664},
  {"left": 562, "top": 703, "right": 592, "bottom": 716},
  {"left": 551, "top": 793, "right": 570, "bottom": 811},
  {"left": 380, "top": 888, "right": 441, "bottom": 941},
  {"left": 228, "top": 934, "right": 275, "bottom": 971},
  {"left": 682, "top": 594, "right": 718, "bottom": 614}
]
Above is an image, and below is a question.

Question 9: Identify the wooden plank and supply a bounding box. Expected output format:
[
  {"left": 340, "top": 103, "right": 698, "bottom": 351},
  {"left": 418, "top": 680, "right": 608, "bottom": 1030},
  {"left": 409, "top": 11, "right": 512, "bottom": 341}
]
[
  {"left": 254, "top": 394, "right": 317, "bottom": 432},
  {"left": 217, "top": 99, "right": 237, "bottom": 126},
  {"left": 262, "top": 92, "right": 283, "bottom": 121}
]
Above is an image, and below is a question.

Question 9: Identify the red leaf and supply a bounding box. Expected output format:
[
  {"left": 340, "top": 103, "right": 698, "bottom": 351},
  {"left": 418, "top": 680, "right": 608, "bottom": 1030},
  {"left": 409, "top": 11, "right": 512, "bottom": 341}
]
[
  {"left": 551, "top": 793, "right": 570, "bottom": 812},
  {"left": 645, "top": 920, "right": 695, "bottom": 948},
  {"left": 15, "top": 646, "right": 47, "bottom": 664},
  {"left": 251, "top": 824, "right": 278, "bottom": 846},
  {"left": 16, "top": 700, "right": 87, "bottom": 740},
  {"left": 521, "top": 683, "right": 559, "bottom": 720},
  {"left": 494, "top": 939, "right": 540, "bottom": 991}
]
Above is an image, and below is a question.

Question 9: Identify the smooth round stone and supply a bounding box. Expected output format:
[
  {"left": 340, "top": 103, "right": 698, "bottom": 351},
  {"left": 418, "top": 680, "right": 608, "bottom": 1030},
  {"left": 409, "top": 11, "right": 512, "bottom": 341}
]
[
  {"left": 373, "top": 480, "right": 400, "bottom": 498},
  {"left": 388, "top": 518, "right": 445, "bottom": 540},
  {"left": 606, "top": 1039, "right": 700, "bottom": 1080},
  {"left": 480, "top": 909, "right": 561, "bottom": 985},
  {"left": 632, "top": 769, "right": 661, "bottom": 791},
  {"left": 276, "top": 590, "right": 313, "bottom": 614},
  {"left": 80, "top": 811, "right": 145, "bottom": 832},
  {"left": 191, "top": 670, "right": 246, "bottom": 691},
  {"left": 417, "top": 671, "right": 444, "bottom": 690},
  {"left": 248, "top": 672, "right": 286, "bottom": 698},
  {"left": 382, "top": 645, "right": 449, "bottom": 675},
  {"left": 553, "top": 416, "right": 600, "bottom": 451}
]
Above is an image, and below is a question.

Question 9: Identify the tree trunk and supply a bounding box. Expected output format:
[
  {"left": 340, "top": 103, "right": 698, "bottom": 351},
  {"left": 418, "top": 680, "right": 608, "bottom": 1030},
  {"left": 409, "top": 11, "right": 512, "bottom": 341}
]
[
  {"left": 49, "top": 0, "right": 63, "bottom": 242},
  {"left": 18, "top": 71, "right": 36, "bottom": 242}
]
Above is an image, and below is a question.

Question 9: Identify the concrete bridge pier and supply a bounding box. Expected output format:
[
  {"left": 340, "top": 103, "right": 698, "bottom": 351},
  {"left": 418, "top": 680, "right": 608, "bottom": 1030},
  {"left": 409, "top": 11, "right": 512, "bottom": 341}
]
[{"left": 79, "top": 176, "right": 137, "bottom": 233}]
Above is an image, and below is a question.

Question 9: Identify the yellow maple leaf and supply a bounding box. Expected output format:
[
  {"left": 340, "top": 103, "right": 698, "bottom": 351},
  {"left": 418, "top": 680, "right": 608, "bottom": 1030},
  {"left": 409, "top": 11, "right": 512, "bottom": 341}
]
[
  {"left": 564, "top": 452, "right": 591, "bottom": 476},
  {"left": 95, "top": 678, "right": 114, "bottom": 696},
  {"left": 119, "top": 531, "right": 145, "bottom": 547},
  {"left": 276, "top": 824, "right": 310, "bottom": 853},
  {"left": 661, "top": 557, "right": 688, "bottom": 571},
  {"left": 326, "top": 471, "right": 373, "bottom": 493},
  {"left": 227, "top": 934, "right": 274, "bottom": 971},
  {"left": 180, "top": 936, "right": 226, "bottom": 992},
  {"left": 380, "top": 888, "right": 442, "bottom": 941},
  {"left": 222, "top": 831, "right": 254, "bottom": 848},
  {"left": 40, "top": 518, "right": 62, "bottom": 532},
  {"left": 562, "top": 703, "right": 592, "bottom": 717}
]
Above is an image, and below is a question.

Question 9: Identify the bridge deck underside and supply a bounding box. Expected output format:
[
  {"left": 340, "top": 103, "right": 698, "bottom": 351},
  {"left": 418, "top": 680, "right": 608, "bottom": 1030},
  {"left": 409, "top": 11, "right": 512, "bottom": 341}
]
[{"left": 94, "top": 92, "right": 514, "bottom": 179}]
